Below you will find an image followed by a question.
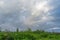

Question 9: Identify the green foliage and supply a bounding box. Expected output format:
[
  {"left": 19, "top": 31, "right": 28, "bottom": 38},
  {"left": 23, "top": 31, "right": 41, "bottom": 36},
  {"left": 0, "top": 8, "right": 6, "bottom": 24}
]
[{"left": 0, "top": 30, "right": 60, "bottom": 40}]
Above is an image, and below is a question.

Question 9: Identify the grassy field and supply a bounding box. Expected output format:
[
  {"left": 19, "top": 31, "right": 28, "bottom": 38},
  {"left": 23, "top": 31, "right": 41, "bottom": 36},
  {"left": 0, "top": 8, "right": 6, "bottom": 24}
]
[{"left": 0, "top": 30, "right": 60, "bottom": 40}]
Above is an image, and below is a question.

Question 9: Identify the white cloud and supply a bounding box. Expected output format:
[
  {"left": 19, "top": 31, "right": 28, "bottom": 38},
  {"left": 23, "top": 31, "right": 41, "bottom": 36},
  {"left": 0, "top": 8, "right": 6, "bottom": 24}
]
[
  {"left": 52, "top": 27, "right": 60, "bottom": 30},
  {"left": 48, "top": 27, "right": 60, "bottom": 31},
  {"left": 0, "top": 0, "right": 56, "bottom": 30},
  {"left": 0, "top": 1, "right": 4, "bottom": 7},
  {"left": 21, "top": 0, "right": 54, "bottom": 26}
]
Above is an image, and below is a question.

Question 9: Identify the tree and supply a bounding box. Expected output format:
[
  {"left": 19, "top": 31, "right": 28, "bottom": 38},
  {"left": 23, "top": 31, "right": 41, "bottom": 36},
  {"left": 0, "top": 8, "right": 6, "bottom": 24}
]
[
  {"left": 27, "top": 28, "right": 32, "bottom": 32},
  {"left": 0, "top": 27, "right": 2, "bottom": 32},
  {"left": 16, "top": 28, "right": 19, "bottom": 32}
]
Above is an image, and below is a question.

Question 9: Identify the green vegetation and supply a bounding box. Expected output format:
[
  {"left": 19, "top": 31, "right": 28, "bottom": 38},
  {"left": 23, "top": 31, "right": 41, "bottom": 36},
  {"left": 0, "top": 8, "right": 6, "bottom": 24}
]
[
  {"left": 0, "top": 28, "right": 60, "bottom": 40},
  {"left": 0, "top": 30, "right": 60, "bottom": 40}
]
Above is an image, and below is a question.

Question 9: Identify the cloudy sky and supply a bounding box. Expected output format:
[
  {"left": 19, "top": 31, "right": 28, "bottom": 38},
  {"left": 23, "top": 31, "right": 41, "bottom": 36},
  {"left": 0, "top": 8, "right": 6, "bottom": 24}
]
[{"left": 0, "top": 0, "right": 60, "bottom": 32}]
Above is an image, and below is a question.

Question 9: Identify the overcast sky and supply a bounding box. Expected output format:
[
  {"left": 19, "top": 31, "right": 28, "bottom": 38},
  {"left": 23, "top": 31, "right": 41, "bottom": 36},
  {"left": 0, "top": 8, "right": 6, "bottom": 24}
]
[{"left": 0, "top": 0, "right": 60, "bottom": 32}]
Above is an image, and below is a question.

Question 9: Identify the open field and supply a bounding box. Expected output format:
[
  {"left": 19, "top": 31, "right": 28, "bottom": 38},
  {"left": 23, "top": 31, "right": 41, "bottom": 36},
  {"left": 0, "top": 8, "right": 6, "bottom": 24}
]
[{"left": 0, "top": 30, "right": 60, "bottom": 40}]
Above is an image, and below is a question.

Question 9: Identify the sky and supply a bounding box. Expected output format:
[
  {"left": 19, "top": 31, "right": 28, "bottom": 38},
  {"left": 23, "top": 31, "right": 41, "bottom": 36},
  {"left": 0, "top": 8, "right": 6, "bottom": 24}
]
[{"left": 0, "top": 0, "right": 60, "bottom": 32}]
